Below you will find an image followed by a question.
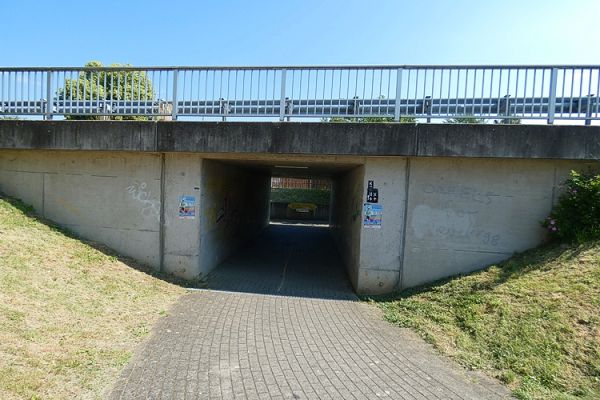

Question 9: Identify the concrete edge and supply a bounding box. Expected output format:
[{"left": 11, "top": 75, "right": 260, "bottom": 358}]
[{"left": 1, "top": 120, "right": 599, "bottom": 160}]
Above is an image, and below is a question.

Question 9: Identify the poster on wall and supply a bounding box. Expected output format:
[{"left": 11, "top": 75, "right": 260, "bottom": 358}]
[
  {"left": 178, "top": 195, "right": 196, "bottom": 219},
  {"left": 363, "top": 203, "right": 382, "bottom": 228}
]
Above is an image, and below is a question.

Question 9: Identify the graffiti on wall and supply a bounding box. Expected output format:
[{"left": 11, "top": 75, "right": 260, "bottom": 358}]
[
  {"left": 126, "top": 181, "right": 161, "bottom": 222},
  {"left": 411, "top": 204, "right": 502, "bottom": 247}
]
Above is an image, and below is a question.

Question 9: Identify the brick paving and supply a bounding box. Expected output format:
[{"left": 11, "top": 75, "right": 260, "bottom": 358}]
[{"left": 110, "top": 225, "right": 510, "bottom": 399}]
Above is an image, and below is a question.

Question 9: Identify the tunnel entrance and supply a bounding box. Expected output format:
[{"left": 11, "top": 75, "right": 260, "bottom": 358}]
[{"left": 199, "top": 156, "right": 364, "bottom": 298}]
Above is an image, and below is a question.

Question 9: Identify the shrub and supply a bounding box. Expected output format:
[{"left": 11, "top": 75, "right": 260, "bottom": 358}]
[{"left": 543, "top": 170, "right": 600, "bottom": 242}]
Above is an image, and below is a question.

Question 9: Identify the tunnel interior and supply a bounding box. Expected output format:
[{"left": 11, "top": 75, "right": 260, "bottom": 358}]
[{"left": 199, "top": 157, "right": 364, "bottom": 298}]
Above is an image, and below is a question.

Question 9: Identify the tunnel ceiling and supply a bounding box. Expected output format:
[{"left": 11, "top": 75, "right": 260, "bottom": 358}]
[{"left": 204, "top": 156, "right": 361, "bottom": 178}]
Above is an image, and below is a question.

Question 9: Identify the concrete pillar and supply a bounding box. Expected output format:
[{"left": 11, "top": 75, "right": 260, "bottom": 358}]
[
  {"left": 356, "top": 157, "right": 408, "bottom": 294},
  {"left": 161, "top": 154, "right": 203, "bottom": 279}
]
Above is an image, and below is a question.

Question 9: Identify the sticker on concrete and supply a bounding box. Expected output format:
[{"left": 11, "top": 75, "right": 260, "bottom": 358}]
[
  {"left": 178, "top": 195, "right": 196, "bottom": 219},
  {"left": 363, "top": 203, "right": 382, "bottom": 228},
  {"left": 366, "top": 180, "right": 379, "bottom": 203}
]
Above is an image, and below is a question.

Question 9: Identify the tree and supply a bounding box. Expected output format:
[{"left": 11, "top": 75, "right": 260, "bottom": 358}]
[
  {"left": 57, "top": 61, "right": 155, "bottom": 120},
  {"left": 444, "top": 115, "right": 486, "bottom": 124}
]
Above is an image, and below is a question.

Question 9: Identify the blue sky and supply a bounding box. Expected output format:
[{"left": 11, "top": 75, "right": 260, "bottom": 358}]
[{"left": 1, "top": 0, "right": 599, "bottom": 67}]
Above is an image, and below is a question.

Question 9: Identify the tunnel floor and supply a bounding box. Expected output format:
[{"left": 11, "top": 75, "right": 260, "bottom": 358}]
[{"left": 204, "top": 224, "right": 357, "bottom": 300}]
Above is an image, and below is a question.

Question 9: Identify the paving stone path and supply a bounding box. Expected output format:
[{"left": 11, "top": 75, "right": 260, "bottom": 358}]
[{"left": 111, "top": 225, "right": 510, "bottom": 399}]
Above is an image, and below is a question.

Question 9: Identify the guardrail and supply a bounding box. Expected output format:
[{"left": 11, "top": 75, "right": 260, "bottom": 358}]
[{"left": 0, "top": 65, "right": 598, "bottom": 124}]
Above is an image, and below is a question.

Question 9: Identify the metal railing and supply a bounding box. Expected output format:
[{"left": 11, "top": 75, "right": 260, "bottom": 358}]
[{"left": 0, "top": 65, "right": 599, "bottom": 124}]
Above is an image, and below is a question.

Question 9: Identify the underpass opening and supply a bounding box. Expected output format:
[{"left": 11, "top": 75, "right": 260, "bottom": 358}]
[
  {"left": 199, "top": 157, "right": 364, "bottom": 298},
  {"left": 269, "top": 176, "right": 331, "bottom": 225}
]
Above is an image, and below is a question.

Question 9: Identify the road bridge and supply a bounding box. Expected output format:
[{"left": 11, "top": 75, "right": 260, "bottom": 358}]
[{"left": 1, "top": 120, "right": 599, "bottom": 294}]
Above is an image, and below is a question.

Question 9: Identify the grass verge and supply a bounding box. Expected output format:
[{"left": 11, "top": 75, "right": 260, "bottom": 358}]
[
  {"left": 0, "top": 196, "right": 186, "bottom": 399},
  {"left": 373, "top": 242, "right": 600, "bottom": 399}
]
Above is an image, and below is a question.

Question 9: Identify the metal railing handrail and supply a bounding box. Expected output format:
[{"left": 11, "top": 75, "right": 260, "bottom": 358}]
[
  {"left": 1, "top": 64, "right": 600, "bottom": 72},
  {"left": 1, "top": 65, "right": 599, "bottom": 124}
]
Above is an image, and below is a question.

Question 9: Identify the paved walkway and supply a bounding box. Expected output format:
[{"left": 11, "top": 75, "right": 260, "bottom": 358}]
[{"left": 111, "top": 225, "right": 510, "bottom": 399}]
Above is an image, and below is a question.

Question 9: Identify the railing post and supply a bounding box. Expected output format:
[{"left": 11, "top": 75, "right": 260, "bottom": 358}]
[
  {"left": 349, "top": 96, "right": 360, "bottom": 119},
  {"left": 424, "top": 96, "right": 432, "bottom": 123},
  {"left": 279, "top": 69, "right": 287, "bottom": 122},
  {"left": 547, "top": 67, "right": 558, "bottom": 125},
  {"left": 285, "top": 97, "right": 292, "bottom": 122},
  {"left": 171, "top": 70, "right": 179, "bottom": 121},
  {"left": 585, "top": 94, "right": 594, "bottom": 126},
  {"left": 220, "top": 98, "right": 229, "bottom": 122},
  {"left": 503, "top": 94, "right": 512, "bottom": 117},
  {"left": 45, "top": 71, "right": 53, "bottom": 120},
  {"left": 394, "top": 68, "right": 403, "bottom": 121}
]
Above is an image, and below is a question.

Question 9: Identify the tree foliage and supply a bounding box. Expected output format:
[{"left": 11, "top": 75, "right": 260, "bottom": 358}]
[
  {"left": 326, "top": 116, "right": 416, "bottom": 123},
  {"left": 57, "top": 61, "right": 155, "bottom": 120},
  {"left": 444, "top": 115, "right": 486, "bottom": 124},
  {"left": 494, "top": 117, "right": 521, "bottom": 125},
  {"left": 543, "top": 170, "right": 600, "bottom": 242}
]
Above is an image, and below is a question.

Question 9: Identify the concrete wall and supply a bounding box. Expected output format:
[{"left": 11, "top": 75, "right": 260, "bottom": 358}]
[
  {"left": 331, "top": 165, "right": 365, "bottom": 288},
  {"left": 199, "top": 160, "right": 270, "bottom": 275},
  {"left": 162, "top": 153, "right": 203, "bottom": 279},
  {"left": 0, "top": 150, "right": 162, "bottom": 267},
  {"left": 400, "top": 157, "right": 597, "bottom": 289},
  {"left": 1, "top": 144, "right": 599, "bottom": 295},
  {"left": 0, "top": 150, "right": 271, "bottom": 280},
  {"left": 333, "top": 156, "right": 599, "bottom": 294},
  {"left": 357, "top": 158, "right": 408, "bottom": 294}
]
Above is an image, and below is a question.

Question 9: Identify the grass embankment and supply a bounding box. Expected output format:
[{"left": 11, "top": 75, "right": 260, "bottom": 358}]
[
  {"left": 376, "top": 242, "right": 600, "bottom": 399},
  {"left": 0, "top": 196, "right": 186, "bottom": 399}
]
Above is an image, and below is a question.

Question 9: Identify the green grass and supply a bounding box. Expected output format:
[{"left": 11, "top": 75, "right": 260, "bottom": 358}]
[
  {"left": 374, "top": 242, "right": 600, "bottom": 400},
  {"left": 270, "top": 188, "right": 331, "bottom": 205},
  {"left": 0, "top": 196, "right": 186, "bottom": 399}
]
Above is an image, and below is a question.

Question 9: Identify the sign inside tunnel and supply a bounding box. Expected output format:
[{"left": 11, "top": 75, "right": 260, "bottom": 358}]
[{"left": 363, "top": 203, "right": 382, "bottom": 228}]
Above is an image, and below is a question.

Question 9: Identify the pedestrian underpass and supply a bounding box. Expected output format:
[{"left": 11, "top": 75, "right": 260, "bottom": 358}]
[
  {"left": 1, "top": 121, "right": 598, "bottom": 295},
  {"left": 198, "top": 157, "right": 364, "bottom": 296}
]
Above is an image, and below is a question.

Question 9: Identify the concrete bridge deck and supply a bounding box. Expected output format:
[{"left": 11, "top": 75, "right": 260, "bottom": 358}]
[{"left": 1, "top": 120, "right": 599, "bottom": 159}]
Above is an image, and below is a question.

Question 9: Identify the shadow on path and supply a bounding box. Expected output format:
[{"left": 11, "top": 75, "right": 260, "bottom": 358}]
[{"left": 205, "top": 224, "right": 356, "bottom": 300}]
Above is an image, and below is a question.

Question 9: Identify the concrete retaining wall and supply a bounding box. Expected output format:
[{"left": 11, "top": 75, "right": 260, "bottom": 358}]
[
  {"left": 0, "top": 151, "right": 272, "bottom": 281},
  {"left": 1, "top": 150, "right": 598, "bottom": 294},
  {"left": 0, "top": 150, "right": 162, "bottom": 267},
  {"left": 400, "top": 157, "right": 597, "bottom": 289}
]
